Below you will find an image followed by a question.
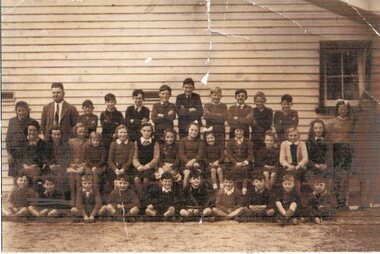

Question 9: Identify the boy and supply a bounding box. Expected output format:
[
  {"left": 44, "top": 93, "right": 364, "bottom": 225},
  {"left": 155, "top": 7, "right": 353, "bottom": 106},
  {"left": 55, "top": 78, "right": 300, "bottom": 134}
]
[
  {"left": 175, "top": 78, "right": 203, "bottom": 138},
  {"left": 203, "top": 87, "right": 228, "bottom": 144},
  {"left": 77, "top": 100, "right": 98, "bottom": 136},
  {"left": 2, "top": 175, "right": 38, "bottom": 217},
  {"left": 144, "top": 172, "right": 182, "bottom": 220},
  {"left": 226, "top": 126, "right": 254, "bottom": 195},
  {"left": 273, "top": 174, "right": 302, "bottom": 226},
  {"left": 151, "top": 84, "right": 176, "bottom": 142},
  {"left": 304, "top": 176, "right": 336, "bottom": 224},
  {"left": 239, "top": 174, "right": 274, "bottom": 221},
  {"left": 212, "top": 172, "right": 244, "bottom": 220},
  {"left": 180, "top": 171, "right": 212, "bottom": 220},
  {"left": 251, "top": 91, "right": 273, "bottom": 148},
  {"left": 100, "top": 93, "right": 124, "bottom": 153},
  {"left": 99, "top": 175, "right": 140, "bottom": 218},
  {"left": 227, "top": 89, "right": 253, "bottom": 139},
  {"left": 125, "top": 89, "right": 150, "bottom": 142},
  {"left": 70, "top": 174, "right": 102, "bottom": 223},
  {"left": 274, "top": 94, "right": 299, "bottom": 143}
]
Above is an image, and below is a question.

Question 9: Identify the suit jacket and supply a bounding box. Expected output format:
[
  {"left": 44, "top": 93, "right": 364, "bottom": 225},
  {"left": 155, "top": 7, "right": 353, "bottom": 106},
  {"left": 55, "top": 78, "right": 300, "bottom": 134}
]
[
  {"left": 41, "top": 101, "right": 79, "bottom": 142},
  {"left": 175, "top": 93, "right": 203, "bottom": 131}
]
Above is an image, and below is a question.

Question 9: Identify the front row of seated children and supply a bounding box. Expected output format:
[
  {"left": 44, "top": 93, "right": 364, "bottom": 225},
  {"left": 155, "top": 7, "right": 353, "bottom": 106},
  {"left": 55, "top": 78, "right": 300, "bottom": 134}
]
[{"left": 3, "top": 170, "right": 336, "bottom": 225}]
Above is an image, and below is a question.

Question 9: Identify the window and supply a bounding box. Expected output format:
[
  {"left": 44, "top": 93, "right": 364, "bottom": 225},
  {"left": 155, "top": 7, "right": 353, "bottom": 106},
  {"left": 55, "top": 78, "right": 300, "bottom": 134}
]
[{"left": 318, "top": 41, "right": 371, "bottom": 112}]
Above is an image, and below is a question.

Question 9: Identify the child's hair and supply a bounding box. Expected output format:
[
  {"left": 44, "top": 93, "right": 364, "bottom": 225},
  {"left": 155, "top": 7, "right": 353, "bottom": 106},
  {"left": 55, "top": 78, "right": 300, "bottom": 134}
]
[
  {"left": 281, "top": 94, "right": 293, "bottom": 103},
  {"left": 116, "top": 175, "right": 130, "bottom": 183},
  {"left": 253, "top": 173, "right": 266, "bottom": 182},
  {"left": 234, "top": 125, "right": 245, "bottom": 133},
  {"left": 335, "top": 100, "right": 352, "bottom": 117},
  {"left": 81, "top": 174, "right": 93, "bottom": 183},
  {"left": 264, "top": 130, "right": 277, "bottom": 141},
  {"left": 104, "top": 93, "right": 116, "bottom": 102},
  {"left": 51, "top": 82, "right": 64, "bottom": 90},
  {"left": 82, "top": 100, "right": 94, "bottom": 108},
  {"left": 15, "top": 101, "right": 29, "bottom": 111},
  {"left": 140, "top": 122, "right": 154, "bottom": 132},
  {"left": 313, "top": 175, "right": 328, "bottom": 185},
  {"left": 235, "top": 89, "right": 247, "bottom": 97},
  {"left": 43, "top": 176, "right": 56, "bottom": 184},
  {"left": 254, "top": 91, "right": 266, "bottom": 102},
  {"left": 114, "top": 124, "right": 128, "bottom": 138},
  {"left": 286, "top": 127, "right": 299, "bottom": 137},
  {"left": 159, "top": 84, "right": 172, "bottom": 94},
  {"left": 189, "top": 170, "right": 202, "bottom": 179},
  {"left": 27, "top": 119, "right": 41, "bottom": 132},
  {"left": 210, "top": 86, "right": 222, "bottom": 95},
  {"left": 307, "top": 119, "right": 327, "bottom": 140},
  {"left": 161, "top": 171, "right": 173, "bottom": 180},
  {"left": 282, "top": 174, "right": 295, "bottom": 183},
  {"left": 163, "top": 128, "right": 177, "bottom": 139},
  {"left": 224, "top": 171, "right": 235, "bottom": 181},
  {"left": 16, "top": 174, "right": 31, "bottom": 184},
  {"left": 183, "top": 77, "right": 195, "bottom": 87},
  {"left": 203, "top": 130, "right": 216, "bottom": 143},
  {"left": 89, "top": 132, "right": 102, "bottom": 144},
  {"left": 132, "top": 89, "right": 145, "bottom": 98},
  {"left": 49, "top": 125, "right": 62, "bottom": 139},
  {"left": 73, "top": 123, "right": 87, "bottom": 136}
]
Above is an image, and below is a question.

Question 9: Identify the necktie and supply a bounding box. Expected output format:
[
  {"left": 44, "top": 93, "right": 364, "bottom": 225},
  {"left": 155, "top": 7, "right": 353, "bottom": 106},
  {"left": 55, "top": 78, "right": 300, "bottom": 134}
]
[
  {"left": 55, "top": 103, "right": 60, "bottom": 125},
  {"left": 290, "top": 144, "right": 298, "bottom": 166}
]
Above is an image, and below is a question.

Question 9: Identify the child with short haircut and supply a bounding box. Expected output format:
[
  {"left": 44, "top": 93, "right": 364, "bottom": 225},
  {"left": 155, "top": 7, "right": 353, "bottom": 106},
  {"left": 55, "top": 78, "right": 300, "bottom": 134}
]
[
  {"left": 327, "top": 100, "right": 354, "bottom": 211},
  {"left": 180, "top": 171, "right": 212, "bottom": 220},
  {"left": 145, "top": 172, "right": 182, "bottom": 220},
  {"left": 67, "top": 123, "right": 88, "bottom": 206},
  {"left": 274, "top": 94, "right": 299, "bottom": 143},
  {"left": 175, "top": 78, "right": 203, "bottom": 138},
  {"left": 273, "top": 174, "right": 302, "bottom": 226},
  {"left": 304, "top": 176, "right": 336, "bottom": 224},
  {"left": 226, "top": 126, "right": 254, "bottom": 195},
  {"left": 2, "top": 175, "right": 38, "bottom": 217},
  {"left": 179, "top": 122, "right": 204, "bottom": 189},
  {"left": 99, "top": 175, "right": 140, "bottom": 218},
  {"left": 84, "top": 132, "right": 107, "bottom": 190},
  {"left": 227, "top": 89, "right": 253, "bottom": 139},
  {"left": 151, "top": 85, "right": 176, "bottom": 142},
  {"left": 6, "top": 101, "right": 35, "bottom": 179},
  {"left": 279, "top": 127, "right": 308, "bottom": 192},
  {"left": 77, "top": 100, "right": 98, "bottom": 137},
  {"left": 251, "top": 91, "right": 273, "bottom": 148},
  {"left": 100, "top": 93, "right": 124, "bottom": 153},
  {"left": 203, "top": 87, "right": 228, "bottom": 144},
  {"left": 125, "top": 89, "right": 150, "bottom": 142},
  {"left": 212, "top": 172, "right": 244, "bottom": 220},
  {"left": 107, "top": 125, "right": 135, "bottom": 193},
  {"left": 255, "top": 131, "right": 280, "bottom": 190},
  {"left": 133, "top": 123, "right": 159, "bottom": 197},
  {"left": 70, "top": 174, "right": 102, "bottom": 223},
  {"left": 155, "top": 128, "right": 182, "bottom": 183},
  {"left": 202, "top": 131, "right": 224, "bottom": 191}
]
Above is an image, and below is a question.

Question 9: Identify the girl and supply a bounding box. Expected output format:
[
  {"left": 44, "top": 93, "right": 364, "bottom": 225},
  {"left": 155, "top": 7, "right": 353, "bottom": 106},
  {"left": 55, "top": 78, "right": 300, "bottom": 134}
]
[
  {"left": 6, "top": 101, "right": 35, "bottom": 179},
  {"left": 155, "top": 128, "right": 182, "bottom": 183},
  {"left": 133, "top": 122, "right": 159, "bottom": 197},
  {"left": 84, "top": 132, "right": 107, "bottom": 191},
  {"left": 327, "top": 100, "right": 354, "bottom": 211},
  {"left": 108, "top": 124, "right": 135, "bottom": 194},
  {"left": 67, "top": 123, "right": 88, "bottom": 206},
  {"left": 202, "top": 130, "right": 224, "bottom": 190},
  {"left": 255, "top": 130, "right": 279, "bottom": 190},
  {"left": 179, "top": 121, "right": 204, "bottom": 189}
]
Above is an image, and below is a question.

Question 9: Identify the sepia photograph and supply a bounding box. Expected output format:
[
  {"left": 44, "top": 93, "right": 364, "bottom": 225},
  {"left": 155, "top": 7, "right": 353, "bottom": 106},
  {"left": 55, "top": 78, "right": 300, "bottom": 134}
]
[{"left": 1, "top": 0, "right": 380, "bottom": 252}]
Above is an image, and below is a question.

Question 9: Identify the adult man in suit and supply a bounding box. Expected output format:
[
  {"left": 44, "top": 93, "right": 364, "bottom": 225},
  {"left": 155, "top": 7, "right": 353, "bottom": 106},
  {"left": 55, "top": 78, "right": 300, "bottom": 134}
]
[{"left": 41, "top": 82, "right": 79, "bottom": 142}]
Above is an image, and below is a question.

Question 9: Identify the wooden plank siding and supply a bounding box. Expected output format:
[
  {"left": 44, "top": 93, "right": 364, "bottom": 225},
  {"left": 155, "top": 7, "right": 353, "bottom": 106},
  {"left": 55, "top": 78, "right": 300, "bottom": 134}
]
[{"left": 1, "top": 0, "right": 379, "bottom": 191}]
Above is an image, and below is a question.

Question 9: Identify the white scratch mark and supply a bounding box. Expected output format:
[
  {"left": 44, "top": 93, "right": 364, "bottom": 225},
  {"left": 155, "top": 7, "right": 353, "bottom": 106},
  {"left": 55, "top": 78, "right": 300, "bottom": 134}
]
[
  {"left": 341, "top": 0, "right": 380, "bottom": 37},
  {"left": 7, "top": 0, "right": 27, "bottom": 14},
  {"left": 210, "top": 29, "right": 251, "bottom": 40},
  {"left": 121, "top": 202, "right": 131, "bottom": 247},
  {"left": 144, "top": 57, "right": 152, "bottom": 64},
  {"left": 201, "top": 71, "right": 210, "bottom": 86},
  {"left": 203, "top": 0, "right": 212, "bottom": 86}
]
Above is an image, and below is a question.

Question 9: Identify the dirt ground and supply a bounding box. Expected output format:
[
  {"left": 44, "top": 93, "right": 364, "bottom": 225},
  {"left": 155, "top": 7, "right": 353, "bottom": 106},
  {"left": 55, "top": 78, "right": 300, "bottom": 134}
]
[{"left": 2, "top": 208, "right": 380, "bottom": 252}]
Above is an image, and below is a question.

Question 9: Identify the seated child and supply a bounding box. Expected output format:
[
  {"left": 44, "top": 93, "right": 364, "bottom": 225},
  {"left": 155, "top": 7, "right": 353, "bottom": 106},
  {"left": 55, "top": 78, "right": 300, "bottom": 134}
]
[
  {"left": 255, "top": 131, "right": 280, "bottom": 190},
  {"left": 279, "top": 127, "right": 308, "bottom": 192},
  {"left": 251, "top": 91, "right": 273, "bottom": 148},
  {"left": 180, "top": 171, "right": 212, "bottom": 220},
  {"left": 125, "top": 89, "right": 150, "bottom": 142},
  {"left": 70, "top": 174, "right": 102, "bottom": 223},
  {"left": 273, "top": 174, "right": 302, "bottom": 226},
  {"left": 212, "top": 172, "right": 244, "bottom": 220},
  {"left": 154, "top": 128, "right": 182, "bottom": 183},
  {"left": 2, "top": 175, "right": 38, "bottom": 217},
  {"left": 240, "top": 174, "right": 274, "bottom": 221},
  {"left": 145, "top": 172, "right": 182, "bottom": 220},
  {"left": 202, "top": 130, "right": 224, "bottom": 190},
  {"left": 304, "top": 175, "right": 336, "bottom": 224},
  {"left": 77, "top": 100, "right": 98, "bottom": 137},
  {"left": 226, "top": 126, "right": 254, "bottom": 195},
  {"left": 99, "top": 175, "right": 140, "bottom": 218},
  {"left": 274, "top": 94, "right": 299, "bottom": 143}
]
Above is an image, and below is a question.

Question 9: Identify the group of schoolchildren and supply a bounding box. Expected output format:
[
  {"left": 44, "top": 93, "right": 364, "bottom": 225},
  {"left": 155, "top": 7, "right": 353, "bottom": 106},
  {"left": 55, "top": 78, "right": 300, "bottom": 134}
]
[{"left": 3, "top": 78, "right": 358, "bottom": 225}]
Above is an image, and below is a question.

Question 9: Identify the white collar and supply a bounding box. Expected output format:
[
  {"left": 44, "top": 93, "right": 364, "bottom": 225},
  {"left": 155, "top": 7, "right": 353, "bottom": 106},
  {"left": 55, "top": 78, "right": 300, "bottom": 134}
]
[
  {"left": 135, "top": 105, "right": 142, "bottom": 111},
  {"left": 235, "top": 137, "right": 244, "bottom": 144},
  {"left": 315, "top": 137, "right": 324, "bottom": 141},
  {"left": 162, "top": 187, "right": 172, "bottom": 193},
  {"left": 224, "top": 187, "right": 234, "bottom": 196},
  {"left": 337, "top": 116, "right": 348, "bottom": 120},
  {"left": 140, "top": 137, "right": 152, "bottom": 144},
  {"left": 286, "top": 140, "right": 299, "bottom": 145},
  {"left": 236, "top": 103, "right": 245, "bottom": 108},
  {"left": 116, "top": 139, "right": 129, "bottom": 145}
]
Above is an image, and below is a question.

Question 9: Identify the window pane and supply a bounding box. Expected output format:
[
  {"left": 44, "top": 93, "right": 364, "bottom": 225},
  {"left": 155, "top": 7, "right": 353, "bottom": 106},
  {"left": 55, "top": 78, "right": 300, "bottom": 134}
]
[
  {"left": 326, "top": 52, "right": 341, "bottom": 75},
  {"left": 343, "top": 76, "right": 359, "bottom": 100},
  {"left": 343, "top": 51, "right": 358, "bottom": 75},
  {"left": 327, "top": 77, "right": 342, "bottom": 100}
]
